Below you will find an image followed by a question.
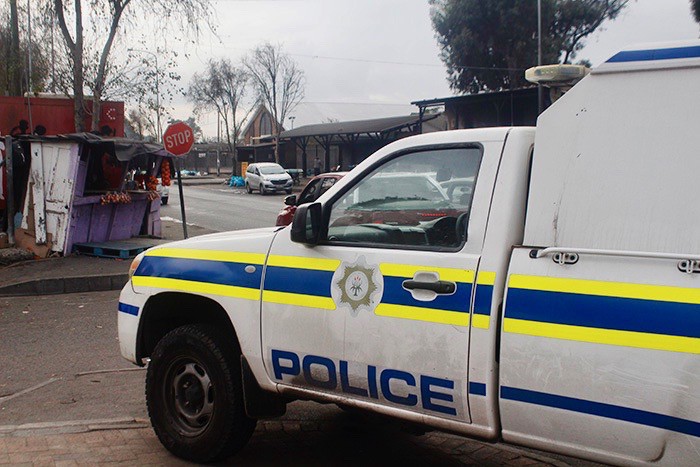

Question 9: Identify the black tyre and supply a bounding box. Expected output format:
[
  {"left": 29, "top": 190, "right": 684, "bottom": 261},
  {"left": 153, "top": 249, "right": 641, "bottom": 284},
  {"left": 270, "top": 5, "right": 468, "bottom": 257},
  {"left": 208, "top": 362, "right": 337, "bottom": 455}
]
[
  {"left": 285, "top": 189, "right": 292, "bottom": 194},
  {"left": 246, "top": 182, "right": 252, "bottom": 194},
  {"left": 161, "top": 196, "right": 169, "bottom": 205},
  {"left": 259, "top": 184, "right": 266, "bottom": 195},
  {"left": 146, "top": 324, "right": 256, "bottom": 463}
]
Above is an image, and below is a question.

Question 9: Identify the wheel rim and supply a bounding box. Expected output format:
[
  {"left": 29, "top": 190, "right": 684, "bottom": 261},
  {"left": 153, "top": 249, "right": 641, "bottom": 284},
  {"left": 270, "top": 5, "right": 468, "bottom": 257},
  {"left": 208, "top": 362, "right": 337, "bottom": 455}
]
[{"left": 165, "top": 358, "right": 215, "bottom": 437}]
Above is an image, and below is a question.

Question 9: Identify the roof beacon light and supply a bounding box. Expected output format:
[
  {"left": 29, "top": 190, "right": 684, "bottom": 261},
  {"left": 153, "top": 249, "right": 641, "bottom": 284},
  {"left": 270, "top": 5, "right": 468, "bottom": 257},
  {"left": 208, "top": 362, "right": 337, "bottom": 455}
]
[{"left": 525, "top": 64, "right": 589, "bottom": 86}]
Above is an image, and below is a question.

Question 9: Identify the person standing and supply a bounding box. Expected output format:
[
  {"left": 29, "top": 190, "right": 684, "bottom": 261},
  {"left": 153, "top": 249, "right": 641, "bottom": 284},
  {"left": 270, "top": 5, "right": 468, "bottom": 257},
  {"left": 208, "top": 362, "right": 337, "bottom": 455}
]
[{"left": 313, "top": 155, "right": 321, "bottom": 176}]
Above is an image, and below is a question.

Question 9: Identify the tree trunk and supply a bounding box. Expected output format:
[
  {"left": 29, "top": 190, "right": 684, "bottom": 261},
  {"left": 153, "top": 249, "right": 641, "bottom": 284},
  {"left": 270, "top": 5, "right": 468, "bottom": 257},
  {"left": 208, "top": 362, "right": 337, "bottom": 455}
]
[
  {"left": 73, "top": 9, "right": 85, "bottom": 133},
  {"left": 91, "top": 94, "right": 102, "bottom": 133},
  {"left": 9, "top": 0, "right": 21, "bottom": 96}
]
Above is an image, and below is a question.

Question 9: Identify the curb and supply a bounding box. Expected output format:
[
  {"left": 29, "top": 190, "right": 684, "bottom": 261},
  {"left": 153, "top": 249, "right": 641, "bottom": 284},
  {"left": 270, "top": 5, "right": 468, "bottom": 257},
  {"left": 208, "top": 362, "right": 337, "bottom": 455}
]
[{"left": 0, "top": 273, "right": 128, "bottom": 297}]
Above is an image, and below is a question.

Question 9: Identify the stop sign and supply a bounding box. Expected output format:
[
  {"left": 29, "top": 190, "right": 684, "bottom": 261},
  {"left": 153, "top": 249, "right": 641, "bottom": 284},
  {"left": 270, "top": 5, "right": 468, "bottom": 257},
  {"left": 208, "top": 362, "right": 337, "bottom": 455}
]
[{"left": 162, "top": 121, "right": 194, "bottom": 156}]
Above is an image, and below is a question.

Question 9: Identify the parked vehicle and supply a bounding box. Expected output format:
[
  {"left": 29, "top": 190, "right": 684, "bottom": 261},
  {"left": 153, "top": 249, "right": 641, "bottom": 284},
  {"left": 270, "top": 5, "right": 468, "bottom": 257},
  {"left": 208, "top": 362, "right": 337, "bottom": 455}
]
[
  {"left": 119, "top": 41, "right": 700, "bottom": 465},
  {"left": 276, "top": 172, "right": 346, "bottom": 226},
  {"left": 245, "top": 162, "right": 293, "bottom": 195}
]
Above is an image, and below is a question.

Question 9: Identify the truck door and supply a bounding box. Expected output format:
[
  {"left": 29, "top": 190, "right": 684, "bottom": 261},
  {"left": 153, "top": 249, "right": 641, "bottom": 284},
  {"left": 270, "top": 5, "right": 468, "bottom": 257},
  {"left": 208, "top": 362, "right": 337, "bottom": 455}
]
[
  {"left": 263, "top": 138, "right": 505, "bottom": 424},
  {"left": 500, "top": 249, "right": 700, "bottom": 462}
]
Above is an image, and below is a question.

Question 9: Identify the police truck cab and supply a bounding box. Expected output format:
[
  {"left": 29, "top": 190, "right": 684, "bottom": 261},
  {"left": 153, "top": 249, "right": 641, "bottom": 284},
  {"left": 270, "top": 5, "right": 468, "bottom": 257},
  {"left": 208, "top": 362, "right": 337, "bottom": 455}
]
[{"left": 118, "top": 41, "right": 700, "bottom": 465}]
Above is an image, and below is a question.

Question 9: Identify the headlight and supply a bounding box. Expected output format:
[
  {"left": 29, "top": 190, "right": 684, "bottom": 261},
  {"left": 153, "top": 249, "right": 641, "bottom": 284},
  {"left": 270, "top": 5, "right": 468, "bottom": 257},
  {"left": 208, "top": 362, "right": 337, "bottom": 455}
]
[{"left": 129, "top": 252, "right": 146, "bottom": 279}]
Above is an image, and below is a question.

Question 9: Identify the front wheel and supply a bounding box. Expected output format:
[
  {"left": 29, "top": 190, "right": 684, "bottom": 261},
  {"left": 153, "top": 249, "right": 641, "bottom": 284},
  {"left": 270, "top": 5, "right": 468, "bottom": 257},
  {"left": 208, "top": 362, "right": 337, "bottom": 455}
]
[
  {"left": 146, "top": 324, "right": 256, "bottom": 463},
  {"left": 259, "top": 184, "right": 266, "bottom": 195},
  {"left": 246, "top": 182, "right": 252, "bottom": 194},
  {"left": 285, "top": 189, "right": 292, "bottom": 194}
]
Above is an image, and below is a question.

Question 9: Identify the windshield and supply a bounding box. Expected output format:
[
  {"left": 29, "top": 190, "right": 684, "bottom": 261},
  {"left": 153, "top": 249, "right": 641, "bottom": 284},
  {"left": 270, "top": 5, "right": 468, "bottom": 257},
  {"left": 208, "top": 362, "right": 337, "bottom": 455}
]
[{"left": 260, "top": 165, "right": 285, "bottom": 175}]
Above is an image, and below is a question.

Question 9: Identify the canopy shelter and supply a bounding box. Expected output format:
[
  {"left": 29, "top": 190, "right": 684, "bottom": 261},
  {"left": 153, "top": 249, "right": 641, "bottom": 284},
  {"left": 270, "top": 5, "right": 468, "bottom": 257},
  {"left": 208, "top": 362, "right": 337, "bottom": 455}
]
[
  {"left": 412, "top": 87, "right": 548, "bottom": 130},
  {"left": 278, "top": 114, "right": 439, "bottom": 174}
]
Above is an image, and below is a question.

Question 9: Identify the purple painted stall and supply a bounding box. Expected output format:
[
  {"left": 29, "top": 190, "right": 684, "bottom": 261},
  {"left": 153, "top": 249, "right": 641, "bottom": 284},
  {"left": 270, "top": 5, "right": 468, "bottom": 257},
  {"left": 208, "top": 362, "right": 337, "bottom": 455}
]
[{"left": 60, "top": 135, "right": 166, "bottom": 254}]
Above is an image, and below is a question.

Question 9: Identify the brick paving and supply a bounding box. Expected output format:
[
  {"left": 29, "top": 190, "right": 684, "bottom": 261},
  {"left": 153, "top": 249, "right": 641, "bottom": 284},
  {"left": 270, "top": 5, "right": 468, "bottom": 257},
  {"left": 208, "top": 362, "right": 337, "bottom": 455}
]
[{"left": 0, "top": 418, "right": 591, "bottom": 466}]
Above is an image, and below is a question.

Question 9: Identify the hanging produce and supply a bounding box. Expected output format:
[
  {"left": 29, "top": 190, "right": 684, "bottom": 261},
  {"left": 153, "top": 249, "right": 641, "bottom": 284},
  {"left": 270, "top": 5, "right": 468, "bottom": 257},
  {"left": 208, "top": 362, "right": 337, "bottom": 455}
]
[
  {"left": 100, "top": 192, "right": 132, "bottom": 205},
  {"left": 161, "top": 159, "right": 172, "bottom": 186}
]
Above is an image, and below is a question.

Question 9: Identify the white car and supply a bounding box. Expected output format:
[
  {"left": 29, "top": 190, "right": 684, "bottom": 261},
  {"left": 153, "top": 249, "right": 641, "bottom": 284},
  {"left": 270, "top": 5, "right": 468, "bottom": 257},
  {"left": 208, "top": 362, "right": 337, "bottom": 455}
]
[{"left": 245, "top": 162, "right": 293, "bottom": 195}]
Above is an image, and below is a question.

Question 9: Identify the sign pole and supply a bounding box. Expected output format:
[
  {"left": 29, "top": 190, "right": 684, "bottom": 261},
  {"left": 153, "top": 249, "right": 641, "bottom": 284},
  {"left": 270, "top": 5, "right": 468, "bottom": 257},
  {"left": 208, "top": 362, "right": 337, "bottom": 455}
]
[
  {"left": 175, "top": 158, "right": 188, "bottom": 239},
  {"left": 162, "top": 121, "right": 195, "bottom": 240}
]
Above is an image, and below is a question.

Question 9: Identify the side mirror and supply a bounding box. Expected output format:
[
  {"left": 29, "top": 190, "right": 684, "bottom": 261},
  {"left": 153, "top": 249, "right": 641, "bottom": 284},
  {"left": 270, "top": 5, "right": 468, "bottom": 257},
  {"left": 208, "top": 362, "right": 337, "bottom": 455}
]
[
  {"left": 291, "top": 203, "right": 322, "bottom": 245},
  {"left": 284, "top": 194, "right": 297, "bottom": 206}
]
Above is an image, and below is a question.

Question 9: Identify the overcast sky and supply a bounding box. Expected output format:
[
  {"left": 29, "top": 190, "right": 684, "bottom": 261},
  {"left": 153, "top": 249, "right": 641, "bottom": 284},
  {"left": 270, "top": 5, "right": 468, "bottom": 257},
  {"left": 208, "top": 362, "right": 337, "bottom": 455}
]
[{"left": 164, "top": 0, "right": 699, "bottom": 137}]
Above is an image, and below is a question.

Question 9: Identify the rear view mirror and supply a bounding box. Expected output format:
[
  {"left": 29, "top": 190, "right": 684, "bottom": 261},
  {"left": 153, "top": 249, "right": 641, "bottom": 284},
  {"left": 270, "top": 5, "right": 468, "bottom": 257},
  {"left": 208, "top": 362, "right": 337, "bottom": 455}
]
[
  {"left": 284, "top": 194, "right": 297, "bottom": 206},
  {"left": 291, "top": 203, "right": 322, "bottom": 245}
]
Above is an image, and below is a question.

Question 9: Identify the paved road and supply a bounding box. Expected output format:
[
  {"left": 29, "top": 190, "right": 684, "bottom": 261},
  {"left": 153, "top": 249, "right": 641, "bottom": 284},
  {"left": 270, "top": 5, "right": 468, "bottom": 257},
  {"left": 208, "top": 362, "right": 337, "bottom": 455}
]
[{"left": 164, "top": 184, "right": 289, "bottom": 232}]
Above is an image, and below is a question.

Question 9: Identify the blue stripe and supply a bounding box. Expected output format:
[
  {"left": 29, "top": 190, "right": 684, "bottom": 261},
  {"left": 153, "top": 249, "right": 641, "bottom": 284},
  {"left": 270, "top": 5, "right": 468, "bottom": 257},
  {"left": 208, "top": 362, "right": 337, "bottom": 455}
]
[
  {"left": 474, "top": 284, "right": 493, "bottom": 316},
  {"left": 264, "top": 266, "right": 334, "bottom": 297},
  {"left": 469, "top": 382, "right": 486, "bottom": 396},
  {"left": 135, "top": 256, "right": 261, "bottom": 290},
  {"left": 607, "top": 45, "right": 700, "bottom": 63},
  {"left": 501, "top": 386, "right": 700, "bottom": 438},
  {"left": 382, "top": 276, "right": 471, "bottom": 313},
  {"left": 505, "top": 288, "right": 700, "bottom": 339},
  {"left": 118, "top": 302, "right": 139, "bottom": 316}
]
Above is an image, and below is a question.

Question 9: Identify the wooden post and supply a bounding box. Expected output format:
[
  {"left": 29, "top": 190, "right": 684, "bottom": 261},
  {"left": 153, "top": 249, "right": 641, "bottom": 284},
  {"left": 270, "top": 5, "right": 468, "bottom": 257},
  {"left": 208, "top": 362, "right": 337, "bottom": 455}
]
[{"left": 4, "top": 137, "right": 15, "bottom": 246}]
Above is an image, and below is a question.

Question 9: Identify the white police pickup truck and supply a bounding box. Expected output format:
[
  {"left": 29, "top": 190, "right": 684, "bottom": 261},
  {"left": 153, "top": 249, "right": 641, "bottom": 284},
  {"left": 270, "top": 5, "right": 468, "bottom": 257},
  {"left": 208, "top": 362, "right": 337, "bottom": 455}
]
[{"left": 118, "top": 41, "right": 700, "bottom": 465}]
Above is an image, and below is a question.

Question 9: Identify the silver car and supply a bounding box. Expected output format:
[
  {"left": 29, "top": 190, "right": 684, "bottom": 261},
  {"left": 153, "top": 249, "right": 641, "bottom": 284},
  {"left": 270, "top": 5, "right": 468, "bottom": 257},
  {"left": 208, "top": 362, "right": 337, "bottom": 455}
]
[{"left": 245, "top": 162, "right": 293, "bottom": 195}]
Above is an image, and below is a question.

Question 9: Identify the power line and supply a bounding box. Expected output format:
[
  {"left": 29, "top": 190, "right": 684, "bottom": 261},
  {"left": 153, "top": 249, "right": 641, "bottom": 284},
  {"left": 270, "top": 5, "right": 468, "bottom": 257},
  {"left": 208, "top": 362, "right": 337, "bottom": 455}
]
[
  {"left": 215, "top": 42, "right": 525, "bottom": 72},
  {"left": 299, "top": 101, "right": 413, "bottom": 107}
]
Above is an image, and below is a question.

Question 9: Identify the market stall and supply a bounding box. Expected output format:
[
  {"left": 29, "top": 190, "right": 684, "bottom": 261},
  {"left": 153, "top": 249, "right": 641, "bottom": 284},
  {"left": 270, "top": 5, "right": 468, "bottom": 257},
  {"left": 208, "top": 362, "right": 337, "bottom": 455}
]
[{"left": 12, "top": 133, "right": 173, "bottom": 256}]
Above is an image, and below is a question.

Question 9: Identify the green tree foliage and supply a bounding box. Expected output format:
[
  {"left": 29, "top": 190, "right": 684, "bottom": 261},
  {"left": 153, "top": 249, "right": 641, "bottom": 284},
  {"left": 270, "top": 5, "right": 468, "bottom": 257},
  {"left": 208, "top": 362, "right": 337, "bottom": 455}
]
[
  {"left": 692, "top": 0, "right": 700, "bottom": 23},
  {"left": 430, "top": 0, "right": 628, "bottom": 93}
]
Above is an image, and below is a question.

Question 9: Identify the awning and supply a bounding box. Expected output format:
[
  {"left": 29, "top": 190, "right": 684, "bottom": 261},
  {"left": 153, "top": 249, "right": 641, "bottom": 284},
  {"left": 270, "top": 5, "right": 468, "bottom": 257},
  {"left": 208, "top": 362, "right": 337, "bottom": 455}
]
[{"left": 14, "top": 132, "right": 168, "bottom": 161}]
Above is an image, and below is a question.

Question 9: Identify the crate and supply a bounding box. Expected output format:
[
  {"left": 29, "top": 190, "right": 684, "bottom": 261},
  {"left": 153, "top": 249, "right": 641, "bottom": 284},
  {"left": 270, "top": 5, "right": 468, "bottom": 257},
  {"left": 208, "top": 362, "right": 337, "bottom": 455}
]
[{"left": 72, "top": 238, "right": 163, "bottom": 259}]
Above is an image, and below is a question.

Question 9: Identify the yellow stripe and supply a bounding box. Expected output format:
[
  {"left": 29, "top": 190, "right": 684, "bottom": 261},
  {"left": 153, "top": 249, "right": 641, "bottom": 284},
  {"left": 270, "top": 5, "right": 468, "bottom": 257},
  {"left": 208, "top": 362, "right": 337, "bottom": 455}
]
[
  {"left": 503, "top": 318, "right": 700, "bottom": 354},
  {"left": 508, "top": 274, "right": 700, "bottom": 305},
  {"left": 262, "top": 290, "right": 336, "bottom": 310},
  {"left": 380, "top": 263, "right": 474, "bottom": 283},
  {"left": 375, "top": 303, "right": 470, "bottom": 326},
  {"left": 146, "top": 247, "right": 266, "bottom": 265},
  {"left": 476, "top": 271, "right": 496, "bottom": 286},
  {"left": 472, "top": 314, "right": 490, "bottom": 329},
  {"left": 267, "top": 255, "right": 341, "bottom": 271},
  {"left": 132, "top": 276, "right": 260, "bottom": 300}
]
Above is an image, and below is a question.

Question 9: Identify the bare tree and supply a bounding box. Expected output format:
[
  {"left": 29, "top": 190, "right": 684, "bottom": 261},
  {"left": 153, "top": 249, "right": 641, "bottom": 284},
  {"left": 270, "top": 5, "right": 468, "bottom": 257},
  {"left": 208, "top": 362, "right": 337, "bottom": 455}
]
[
  {"left": 187, "top": 59, "right": 251, "bottom": 158},
  {"left": 244, "top": 43, "right": 305, "bottom": 164},
  {"left": 0, "top": 2, "right": 50, "bottom": 96},
  {"left": 51, "top": 0, "right": 212, "bottom": 132}
]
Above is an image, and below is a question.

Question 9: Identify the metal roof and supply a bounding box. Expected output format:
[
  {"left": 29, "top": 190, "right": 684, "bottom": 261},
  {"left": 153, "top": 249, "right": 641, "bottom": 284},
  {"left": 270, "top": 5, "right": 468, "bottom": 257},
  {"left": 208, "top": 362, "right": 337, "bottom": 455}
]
[
  {"left": 278, "top": 114, "right": 435, "bottom": 139},
  {"left": 412, "top": 87, "right": 538, "bottom": 107}
]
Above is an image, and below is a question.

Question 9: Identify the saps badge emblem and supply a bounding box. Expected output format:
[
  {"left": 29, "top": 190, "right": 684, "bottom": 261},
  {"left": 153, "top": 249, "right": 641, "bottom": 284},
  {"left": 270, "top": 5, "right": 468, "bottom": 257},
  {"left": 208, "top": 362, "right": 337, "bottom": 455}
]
[{"left": 332, "top": 257, "right": 383, "bottom": 314}]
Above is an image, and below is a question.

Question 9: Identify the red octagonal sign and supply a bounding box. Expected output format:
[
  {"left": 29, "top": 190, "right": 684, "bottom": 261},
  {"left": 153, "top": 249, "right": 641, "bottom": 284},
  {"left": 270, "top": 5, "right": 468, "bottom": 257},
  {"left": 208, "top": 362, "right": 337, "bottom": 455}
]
[{"left": 163, "top": 121, "right": 195, "bottom": 156}]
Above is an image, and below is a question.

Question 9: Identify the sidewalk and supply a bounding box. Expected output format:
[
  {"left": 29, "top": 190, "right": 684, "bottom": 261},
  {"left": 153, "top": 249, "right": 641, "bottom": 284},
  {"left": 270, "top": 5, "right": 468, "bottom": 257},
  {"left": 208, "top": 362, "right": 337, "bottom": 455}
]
[
  {"left": 0, "top": 220, "right": 217, "bottom": 297},
  {"left": 0, "top": 413, "right": 588, "bottom": 466}
]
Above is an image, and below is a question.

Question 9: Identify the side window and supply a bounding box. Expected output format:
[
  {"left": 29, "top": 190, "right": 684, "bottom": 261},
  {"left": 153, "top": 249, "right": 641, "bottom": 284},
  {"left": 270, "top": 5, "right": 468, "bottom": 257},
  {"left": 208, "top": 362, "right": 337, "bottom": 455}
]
[{"left": 327, "top": 147, "right": 482, "bottom": 249}]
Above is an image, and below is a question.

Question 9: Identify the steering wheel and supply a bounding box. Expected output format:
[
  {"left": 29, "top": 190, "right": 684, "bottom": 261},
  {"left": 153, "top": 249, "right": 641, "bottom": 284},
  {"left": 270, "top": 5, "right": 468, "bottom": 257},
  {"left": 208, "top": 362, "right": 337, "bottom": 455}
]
[
  {"left": 455, "top": 211, "right": 470, "bottom": 243},
  {"left": 426, "top": 216, "right": 456, "bottom": 246}
]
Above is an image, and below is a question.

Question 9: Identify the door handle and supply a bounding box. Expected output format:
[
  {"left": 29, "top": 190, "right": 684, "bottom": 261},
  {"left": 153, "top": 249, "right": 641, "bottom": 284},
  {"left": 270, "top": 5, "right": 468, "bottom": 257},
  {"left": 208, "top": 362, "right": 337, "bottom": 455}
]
[{"left": 402, "top": 279, "right": 456, "bottom": 295}]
